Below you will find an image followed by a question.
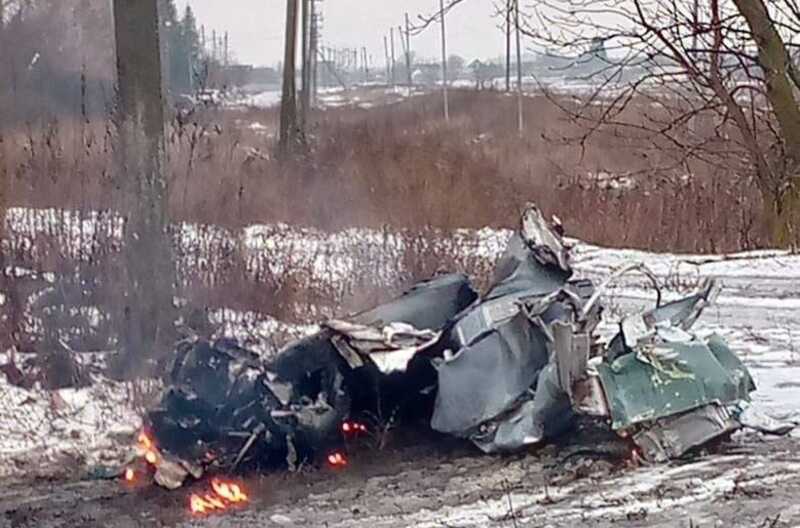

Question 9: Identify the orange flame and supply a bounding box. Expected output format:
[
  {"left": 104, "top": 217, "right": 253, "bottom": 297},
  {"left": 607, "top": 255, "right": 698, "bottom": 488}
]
[
  {"left": 138, "top": 432, "right": 153, "bottom": 451},
  {"left": 190, "top": 479, "right": 250, "bottom": 516},
  {"left": 342, "top": 421, "right": 368, "bottom": 437},
  {"left": 124, "top": 468, "right": 136, "bottom": 482},
  {"left": 327, "top": 451, "right": 348, "bottom": 468},
  {"left": 212, "top": 479, "right": 248, "bottom": 503},
  {"left": 138, "top": 431, "right": 160, "bottom": 466}
]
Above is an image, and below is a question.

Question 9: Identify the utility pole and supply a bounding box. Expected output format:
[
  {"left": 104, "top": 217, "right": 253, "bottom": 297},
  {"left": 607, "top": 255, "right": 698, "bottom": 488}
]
[
  {"left": 224, "top": 31, "right": 229, "bottom": 67},
  {"left": 112, "top": 0, "right": 176, "bottom": 370},
  {"left": 404, "top": 14, "right": 413, "bottom": 88},
  {"left": 362, "top": 47, "right": 369, "bottom": 84},
  {"left": 300, "top": 0, "right": 311, "bottom": 130},
  {"left": 280, "top": 0, "right": 300, "bottom": 153},
  {"left": 515, "top": 0, "right": 524, "bottom": 135},
  {"left": 505, "top": 0, "right": 512, "bottom": 92},
  {"left": 384, "top": 35, "right": 391, "bottom": 84},
  {"left": 310, "top": 0, "right": 319, "bottom": 105},
  {"left": 390, "top": 27, "right": 397, "bottom": 87},
  {"left": 439, "top": 0, "right": 449, "bottom": 121}
]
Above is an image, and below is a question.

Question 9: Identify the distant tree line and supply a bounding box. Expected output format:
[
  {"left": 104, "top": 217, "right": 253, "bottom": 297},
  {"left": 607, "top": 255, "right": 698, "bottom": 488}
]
[{"left": 0, "top": 0, "right": 214, "bottom": 126}]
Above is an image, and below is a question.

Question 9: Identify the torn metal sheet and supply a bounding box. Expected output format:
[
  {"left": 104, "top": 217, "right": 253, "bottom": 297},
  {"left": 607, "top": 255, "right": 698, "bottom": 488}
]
[
  {"left": 140, "top": 203, "right": 770, "bottom": 489},
  {"left": 633, "top": 404, "right": 739, "bottom": 463},
  {"left": 145, "top": 274, "right": 477, "bottom": 486},
  {"left": 431, "top": 207, "right": 596, "bottom": 453},
  {"left": 324, "top": 320, "right": 440, "bottom": 374},
  {"left": 596, "top": 337, "right": 755, "bottom": 431}
]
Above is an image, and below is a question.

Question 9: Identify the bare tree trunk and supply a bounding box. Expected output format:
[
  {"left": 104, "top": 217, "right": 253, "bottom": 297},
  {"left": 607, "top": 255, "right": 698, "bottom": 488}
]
[
  {"left": 732, "top": 0, "right": 800, "bottom": 245},
  {"left": 112, "top": 0, "right": 176, "bottom": 373},
  {"left": 300, "top": 0, "right": 311, "bottom": 132},
  {"left": 0, "top": 128, "right": 8, "bottom": 351},
  {"left": 505, "top": 0, "right": 512, "bottom": 93},
  {"left": 310, "top": 0, "right": 318, "bottom": 107},
  {"left": 280, "top": 0, "right": 299, "bottom": 153},
  {"left": 515, "top": 0, "right": 524, "bottom": 136},
  {"left": 439, "top": 0, "right": 449, "bottom": 122}
]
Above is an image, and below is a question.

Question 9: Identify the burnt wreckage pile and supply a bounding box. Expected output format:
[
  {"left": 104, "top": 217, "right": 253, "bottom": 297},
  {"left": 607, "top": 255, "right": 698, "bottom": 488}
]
[{"left": 144, "top": 205, "right": 768, "bottom": 489}]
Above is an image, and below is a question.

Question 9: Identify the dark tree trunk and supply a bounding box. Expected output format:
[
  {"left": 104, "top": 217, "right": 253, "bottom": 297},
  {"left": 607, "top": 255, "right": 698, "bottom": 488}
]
[
  {"left": 280, "top": 0, "right": 299, "bottom": 154},
  {"left": 112, "top": 0, "right": 177, "bottom": 374},
  {"left": 732, "top": 0, "right": 800, "bottom": 246}
]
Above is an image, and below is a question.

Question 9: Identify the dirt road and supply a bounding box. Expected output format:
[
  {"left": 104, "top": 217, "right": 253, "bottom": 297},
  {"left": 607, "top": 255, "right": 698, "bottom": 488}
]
[{"left": 1, "top": 431, "right": 797, "bottom": 528}]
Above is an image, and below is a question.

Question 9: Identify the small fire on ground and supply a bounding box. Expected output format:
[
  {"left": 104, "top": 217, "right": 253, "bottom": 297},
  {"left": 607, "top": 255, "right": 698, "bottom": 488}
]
[{"left": 190, "top": 479, "right": 249, "bottom": 515}]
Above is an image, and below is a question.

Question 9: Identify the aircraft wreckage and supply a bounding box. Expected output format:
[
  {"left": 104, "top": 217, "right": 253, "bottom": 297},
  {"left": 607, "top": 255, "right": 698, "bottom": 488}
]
[{"left": 138, "top": 205, "right": 782, "bottom": 490}]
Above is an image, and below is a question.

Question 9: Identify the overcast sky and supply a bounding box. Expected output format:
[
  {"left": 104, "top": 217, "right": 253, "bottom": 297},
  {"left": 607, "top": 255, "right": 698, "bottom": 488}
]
[{"left": 175, "top": 1, "right": 508, "bottom": 67}]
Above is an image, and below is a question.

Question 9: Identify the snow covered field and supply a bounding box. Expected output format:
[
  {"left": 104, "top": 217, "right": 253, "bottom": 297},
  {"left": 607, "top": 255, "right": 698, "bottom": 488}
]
[
  {"left": 1, "top": 207, "right": 800, "bottom": 527},
  {"left": 2, "top": 208, "right": 799, "bottom": 482}
]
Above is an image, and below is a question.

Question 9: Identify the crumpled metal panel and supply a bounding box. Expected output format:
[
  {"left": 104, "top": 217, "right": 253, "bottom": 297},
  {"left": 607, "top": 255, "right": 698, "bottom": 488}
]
[
  {"left": 596, "top": 338, "right": 755, "bottom": 431},
  {"left": 431, "top": 310, "right": 551, "bottom": 435},
  {"left": 146, "top": 274, "right": 478, "bottom": 482},
  {"left": 324, "top": 320, "right": 440, "bottom": 374},
  {"left": 431, "top": 206, "right": 591, "bottom": 451},
  {"left": 469, "top": 364, "right": 574, "bottom": 453},
  {"left": 352, "top": 273, "right": 478, "bottom": 329},
  {"left": 633, "top": 404, "right": 739, "bottom": 463},
  {"left": 141, "top": 203, "right": 769, "bottom": 488}
]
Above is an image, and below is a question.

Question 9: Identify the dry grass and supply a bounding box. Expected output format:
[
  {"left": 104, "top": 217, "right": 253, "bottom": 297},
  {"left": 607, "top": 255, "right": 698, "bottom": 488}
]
[
  {"left": 4, "top": 89, "right": 766, "bottom": 253},
  {"left": 0, "top": 89, "right": 767, "bottom": 359}
]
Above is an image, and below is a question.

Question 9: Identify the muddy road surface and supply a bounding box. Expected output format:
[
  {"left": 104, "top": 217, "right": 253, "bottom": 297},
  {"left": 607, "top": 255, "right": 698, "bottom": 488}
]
[{"left": 1, "top": 431, "right": 798, "bottom": 528}]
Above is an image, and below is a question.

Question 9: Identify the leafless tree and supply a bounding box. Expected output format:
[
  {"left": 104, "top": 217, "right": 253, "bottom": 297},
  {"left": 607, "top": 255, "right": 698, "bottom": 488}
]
[
  {"left": 410, "top": 0, "right": 800, "bottom": 246},
  {"left": 521, "top": 0, "right": 800, "bottom": 245},
  {"left": 112, "top": 0, "right": 177, "bottom": 371}
]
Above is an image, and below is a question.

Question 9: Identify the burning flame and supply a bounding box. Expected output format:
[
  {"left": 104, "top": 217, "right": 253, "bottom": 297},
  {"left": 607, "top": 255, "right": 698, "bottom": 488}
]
[
  {"left": 341, "top": 421, "right": 368, "bottom": 436},
  {"left": 327, "top": 451, "right": 348, "bottom": 468},
  {"left": 189, "top": 479, "right": 249, "bottom": 516},
  {"left": 212, "top": 479, "right": 248, "bottom": 502},
  {"left": 138, "top": 432, "right": 153, "bottom": 451},
  {"left": 124, "top": 467, "right": 136, "bottom": 482},
  {"left": 138, "top": 431, "right": 160, "bottom": 466}
]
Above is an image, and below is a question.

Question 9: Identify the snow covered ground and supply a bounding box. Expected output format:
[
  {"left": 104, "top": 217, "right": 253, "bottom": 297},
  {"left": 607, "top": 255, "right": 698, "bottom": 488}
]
[
  {"left": 0, "top": 369, "right": 150, "bottom": 480},
  {"left": 2, "top": 208, "right": 800, "bottom": 482}
]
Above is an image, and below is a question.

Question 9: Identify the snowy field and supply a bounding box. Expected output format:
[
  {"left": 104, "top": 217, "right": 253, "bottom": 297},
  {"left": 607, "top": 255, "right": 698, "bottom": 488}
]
[
  {"left": 2, "top": 208, "right": 799, "bottom": 483},
  {"left": 1, "top": 207, "right": 800, "bottom": 527},
  {"left": 233, "top": 85, "right": 421, "bottom": 111},
  {"left": 234, "top": 77, "right": 627, "bottom": 113}
]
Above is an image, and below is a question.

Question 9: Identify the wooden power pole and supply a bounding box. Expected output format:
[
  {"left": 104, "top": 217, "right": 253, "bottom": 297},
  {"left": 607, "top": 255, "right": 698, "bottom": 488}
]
[
  {"left": 309, "top": 0, "right": 319, "bottom": 106},
  {"left": 300, "top": 0, "right": 311, "bottom": 130},
  {"left": 505, "top": 0, "right": 512, "bottom": 92},
  {"left": 404, "top": 14, "right": 413, "bottom": 88},
  {"left": 384, "top": 35, "right": 391, "bottom": 84},
  {"left": 112, "top": 0, "right": 176, "bottom": 369},
  {"left": 515, "top": 0, "right": 524, "bottom": 135},
  {"left": 439, "top": 0, "right": 449, "bottom": 121},
  {"left": 280, "top": 0, "right": 300, "bottom": 153},
  {"left": 390, "top": 27, "right": 397, "bottom": 87}
]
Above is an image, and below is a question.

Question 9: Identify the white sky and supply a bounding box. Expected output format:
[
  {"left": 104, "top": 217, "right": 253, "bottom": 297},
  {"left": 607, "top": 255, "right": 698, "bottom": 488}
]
[{"left": 175, "top": 1, "right": 509, "bottom": 67}]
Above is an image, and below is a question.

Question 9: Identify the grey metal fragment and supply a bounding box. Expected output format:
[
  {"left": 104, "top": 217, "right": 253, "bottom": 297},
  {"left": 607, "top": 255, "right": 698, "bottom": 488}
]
[{"left": 633, "top": 404, "right": 738, "bottom": 463}]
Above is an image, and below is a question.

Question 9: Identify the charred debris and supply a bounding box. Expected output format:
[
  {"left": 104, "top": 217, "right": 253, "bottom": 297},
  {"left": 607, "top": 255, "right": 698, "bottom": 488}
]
[{"left": 141, "top": 204, "right": 778, "bottom": 489}]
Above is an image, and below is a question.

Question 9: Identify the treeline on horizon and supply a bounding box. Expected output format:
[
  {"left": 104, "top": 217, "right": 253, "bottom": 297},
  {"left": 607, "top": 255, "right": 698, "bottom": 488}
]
[{"left": 0, "top": 0, "right": 210, "bottom": 125}]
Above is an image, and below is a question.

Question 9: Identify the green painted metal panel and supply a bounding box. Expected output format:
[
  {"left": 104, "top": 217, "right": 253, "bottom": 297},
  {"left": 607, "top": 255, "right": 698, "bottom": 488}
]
[{"left": 596, "top": 338, "right": 754, "bottom": 430}]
